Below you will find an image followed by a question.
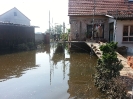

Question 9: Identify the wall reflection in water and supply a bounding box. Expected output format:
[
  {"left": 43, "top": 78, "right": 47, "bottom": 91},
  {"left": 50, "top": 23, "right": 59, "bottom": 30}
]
[
  {"left": 36, "top": 44, "right": 50, "bottom": 54},
  {"left": 50, "top": 43, "right": 67, "bottom": 84},
  {"left": 67, "top": 53, "right": 102, "bottom": 98},
  {"left": 0, "top": 51, "right": 37, "bottom": 82},
  {"left": 50, "top": 43, "right": 102, "bottom": 98}
]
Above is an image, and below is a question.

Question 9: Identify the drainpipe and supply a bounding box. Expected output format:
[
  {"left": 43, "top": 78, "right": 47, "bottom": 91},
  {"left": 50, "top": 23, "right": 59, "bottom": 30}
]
[
  {"left": 80, "top": 21, "right": 81, "bottom": 41},
  {"left": 92, "top": 0, "right": 95, "bottom": 41},
  {"left": 114, "top": 10, "right": 118, "bottom": 42}
]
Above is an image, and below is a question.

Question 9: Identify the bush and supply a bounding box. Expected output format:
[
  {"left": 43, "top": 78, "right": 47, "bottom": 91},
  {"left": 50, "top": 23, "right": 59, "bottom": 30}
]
[
  {"left": 27, "top": 42, "right": 34, "bottom": 49},
  {"left": 94, "top": 42, "right": 128, "bottom": 98},
  {"left": 18, "top": 43, "right": 29, "bottom": 51},
  {"left": 106, "top": 77, "right": 128, "bottom": 99},
  {"left": 17, "top": 42, "right": 35, "bottom": 51},
  {"left": 60, "top": 33, "right": 68, "bottom": 41}
]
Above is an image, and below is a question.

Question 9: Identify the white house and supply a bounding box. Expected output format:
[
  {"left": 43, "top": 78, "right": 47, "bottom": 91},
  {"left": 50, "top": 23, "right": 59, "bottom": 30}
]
[
  {"left": 108, "top": 17, "right": 133, "bottom": 53},
  {"left": 0, "top": 7, "right": 30, "bottom": 25}
]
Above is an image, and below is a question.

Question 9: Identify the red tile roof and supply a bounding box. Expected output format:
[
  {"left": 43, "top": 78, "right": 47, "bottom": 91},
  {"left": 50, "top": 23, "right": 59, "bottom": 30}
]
[{"left": 68, "top": 0, "right": 133, "bottom": 18}]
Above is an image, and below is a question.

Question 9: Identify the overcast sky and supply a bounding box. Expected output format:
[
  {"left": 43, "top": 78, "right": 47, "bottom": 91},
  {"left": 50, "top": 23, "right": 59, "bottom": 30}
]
[{"left": 0, "top": 0, "right": 69, "bottom": 32}]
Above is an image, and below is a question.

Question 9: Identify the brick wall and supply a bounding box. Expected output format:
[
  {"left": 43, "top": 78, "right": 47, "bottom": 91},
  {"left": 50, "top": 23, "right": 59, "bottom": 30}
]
[{"left": 70, "top": 16, "right": 108, "bottom": 41}]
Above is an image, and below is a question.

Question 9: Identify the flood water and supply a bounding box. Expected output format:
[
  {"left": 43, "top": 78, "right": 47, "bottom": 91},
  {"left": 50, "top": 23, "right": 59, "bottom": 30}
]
[{"left": 0, "top": 43, "right": 104, "bottom": 99}]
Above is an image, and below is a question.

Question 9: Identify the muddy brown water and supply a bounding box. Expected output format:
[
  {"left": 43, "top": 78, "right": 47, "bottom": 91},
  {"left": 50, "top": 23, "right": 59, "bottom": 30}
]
[{"left": 0, "top": 43, "right": 105, "bottom": 99}]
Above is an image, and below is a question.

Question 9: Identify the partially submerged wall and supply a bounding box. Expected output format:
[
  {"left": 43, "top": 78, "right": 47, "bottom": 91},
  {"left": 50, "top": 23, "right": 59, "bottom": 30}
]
[{"left": 69, "top": 15, "right": 108, "bottom": 41}]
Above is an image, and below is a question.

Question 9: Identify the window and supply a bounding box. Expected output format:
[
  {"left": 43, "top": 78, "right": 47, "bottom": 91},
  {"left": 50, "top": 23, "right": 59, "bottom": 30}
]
[
  {"left": 128, "top": 0, "right": 133, "bottom": 3},
  {"left": 123, "top": 25, "right": 133, "bottom": 41},
  {"left": 87, "top": 24, "right": 104, "bottom": 39},
  {"left": 14, "top": 12, "right": 17, "bottom": 16}
]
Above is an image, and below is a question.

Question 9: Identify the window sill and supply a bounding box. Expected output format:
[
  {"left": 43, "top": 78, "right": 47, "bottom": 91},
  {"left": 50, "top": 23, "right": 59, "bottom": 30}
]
[{"left": 122, "top": 42, "right": 133, "bottom": 44}]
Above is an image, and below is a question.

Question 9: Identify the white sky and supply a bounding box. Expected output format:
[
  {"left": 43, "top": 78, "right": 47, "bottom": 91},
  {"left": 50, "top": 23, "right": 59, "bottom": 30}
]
[{"left": 0, "top": 0, "right": 69, "bottom": 32}]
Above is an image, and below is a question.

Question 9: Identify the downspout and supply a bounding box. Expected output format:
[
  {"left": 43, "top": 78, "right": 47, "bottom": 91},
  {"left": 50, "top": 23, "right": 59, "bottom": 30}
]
[
  {"left": 114, "top": 10, "right": 118, "bottom": 42},
  {"left": 80, "top": 21, "right": 81, "bottom": 41},
  {"left": 92, "top": 0, "right": 95, "bottom": 40}
]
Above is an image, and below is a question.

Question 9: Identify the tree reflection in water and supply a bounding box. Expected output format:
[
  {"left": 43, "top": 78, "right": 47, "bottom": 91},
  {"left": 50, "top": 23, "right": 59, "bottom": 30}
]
[{"left": 50, "top": 42, "right": 104, "bottom": 98}]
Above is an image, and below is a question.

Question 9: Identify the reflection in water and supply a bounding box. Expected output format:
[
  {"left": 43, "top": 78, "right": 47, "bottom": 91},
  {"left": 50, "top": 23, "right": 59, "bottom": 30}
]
[
  {"left": 50, "top": 43, "right": 66, "bottom": 84},
  {"left": 52, "top": 52, "right": 65, "bottom": 65},
  {"left": 50, "top": 43, "right": 102, "bottom": 98},
  {"left": 0, "top": 43, "right": 104, "bottom": 99},
  {"left": 36, "top": 44, "right": 50, "bottom": 54},
  {"left": 67, "top": 53, "right": 102, "bottom": 98},
  {"left": 0, "top": 51, "right": 37, "bottom": 82}
]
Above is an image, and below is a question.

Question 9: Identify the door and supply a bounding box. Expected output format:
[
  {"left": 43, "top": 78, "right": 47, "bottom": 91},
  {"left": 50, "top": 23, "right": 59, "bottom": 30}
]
[
  {"left": 87, "top": 25, "right": 92, "bottom": 39},
  {"left": 87, "top": 24, "right": 104, "bottom": 40},
  {"left": 109, "top": 22, "right": 114, "bottom": 42}
]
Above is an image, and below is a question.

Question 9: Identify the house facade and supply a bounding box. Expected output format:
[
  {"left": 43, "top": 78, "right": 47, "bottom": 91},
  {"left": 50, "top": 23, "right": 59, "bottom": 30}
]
[
  {"left": 68, "top": 0, "right": 133, "bottom": 53},
  {"left": 0, "top": 7, "right": 30, "bottom": 25}
]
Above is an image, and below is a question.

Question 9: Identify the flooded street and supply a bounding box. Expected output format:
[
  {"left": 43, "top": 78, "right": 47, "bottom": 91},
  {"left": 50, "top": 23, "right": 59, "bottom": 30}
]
[{"left": 0, "top": 43, "right": 103, "bottom": 99}]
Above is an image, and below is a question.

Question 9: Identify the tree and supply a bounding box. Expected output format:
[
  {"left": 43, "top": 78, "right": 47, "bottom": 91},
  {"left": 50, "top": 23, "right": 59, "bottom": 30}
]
[
  {"left": 67, "top": 28, "right": 70, "bottom": 33},
  {"left": 94, "top": 42, "right": 128, "bottom": 98},
  {"left": 55, "top": 25, "right": 63, "bottom": 34}
]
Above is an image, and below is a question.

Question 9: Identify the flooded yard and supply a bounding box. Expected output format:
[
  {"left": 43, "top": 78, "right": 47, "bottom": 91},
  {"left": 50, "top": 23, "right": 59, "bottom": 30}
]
[{"left": 0, "top": 43, "right": 104, "bottom": 99}]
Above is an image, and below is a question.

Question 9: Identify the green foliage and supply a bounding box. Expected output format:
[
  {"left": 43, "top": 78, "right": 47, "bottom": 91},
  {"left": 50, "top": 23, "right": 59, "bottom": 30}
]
[
  {"left": 27, "top": 42, "right": 34, "bottom": 49},
  {"left": 18, "top": 42, "right": 35, "bottom": 51},
  {"left": 18, "top": 43, "right": 29, "bottom": 51},
  {"left": 67, "top": 28, "right": 70, "bottom": 33},
  {"left": 55, "top": 25, "right": 63, "bottom": 34},
  {"left": 44, "top": 24, "right": 63, "bottom": 34},
  {"left": 60, "top": 33, "right": 68, "bottom": 41},
  {"left": 94, "top": 42, "right": 127, "bottom": 98},
  {"left": 100, "top": 42, "right": 117, "bottom": 53}
]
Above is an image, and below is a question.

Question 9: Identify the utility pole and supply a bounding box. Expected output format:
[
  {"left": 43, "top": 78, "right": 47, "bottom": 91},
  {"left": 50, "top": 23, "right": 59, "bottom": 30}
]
[
  {"left": 52, "top": 18, "right": 53, "bottom": 34},
  {"left": 49, "top": 10, "right": 51, "bottom": 34},
  {"left": 63, "top": 22, "right": 65, "bottom": 33},
  {"left": 92, "top": 0, "right": 95, "bottom": 40}
]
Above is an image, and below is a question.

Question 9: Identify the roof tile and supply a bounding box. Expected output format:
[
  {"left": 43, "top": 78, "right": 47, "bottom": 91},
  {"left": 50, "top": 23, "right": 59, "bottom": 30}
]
[{"left": 68, "top": 0, "right": 133, "bottom": 18}]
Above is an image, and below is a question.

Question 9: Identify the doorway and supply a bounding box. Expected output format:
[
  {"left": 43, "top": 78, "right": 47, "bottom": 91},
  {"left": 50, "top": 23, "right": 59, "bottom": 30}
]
[
  {"left": 87, "top": 24, "right": 104, "bottom": 40},
  {"left": 109, "top": 22, "right": 114, "bottom": 42}
]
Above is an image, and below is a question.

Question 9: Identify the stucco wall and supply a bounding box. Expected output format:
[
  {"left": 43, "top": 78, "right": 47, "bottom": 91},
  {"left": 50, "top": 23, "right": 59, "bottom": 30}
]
[
  {"left": 0, "top": 8, "right": 30, "bottom": 25},
  {"left": 116, "top": 20, "right": 133, "bottom": 53}
]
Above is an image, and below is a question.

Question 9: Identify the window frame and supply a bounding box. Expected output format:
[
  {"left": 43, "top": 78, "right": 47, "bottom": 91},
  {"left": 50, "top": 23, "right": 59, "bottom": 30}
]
[{"left": 122, "top": 25, "right": 133, "bottom": 42}]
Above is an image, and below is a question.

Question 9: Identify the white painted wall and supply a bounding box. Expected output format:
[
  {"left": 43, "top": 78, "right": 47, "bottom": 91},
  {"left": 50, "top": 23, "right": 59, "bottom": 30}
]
[
  {"left": 108, "top": 18, "right": 115, "bottom": 23},
  {"left": 116, "top": 20, "right": 133, "bottom": 53},
  {"left": 0, "top": 7, "right": 30, "bottom": 25},
  {"left": 108, "top": 18, "right": 133, "bottom": 53}
]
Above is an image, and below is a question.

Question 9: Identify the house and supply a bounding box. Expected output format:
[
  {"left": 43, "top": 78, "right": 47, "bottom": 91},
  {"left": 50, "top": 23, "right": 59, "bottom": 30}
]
[
  {"left": 0, "top": 7, "right": 37, "bottom": 50},
  {"left": 0, "top": 7, "right": 30, "bottom": 25},
  {"left": 68, "top": 0, "right": 133, "bottom": 53}
]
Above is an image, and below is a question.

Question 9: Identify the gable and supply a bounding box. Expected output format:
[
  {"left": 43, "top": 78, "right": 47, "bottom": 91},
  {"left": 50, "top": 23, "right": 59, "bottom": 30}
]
[{"left": 0, "top": 7, "right": 30, "bottom": 25}]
